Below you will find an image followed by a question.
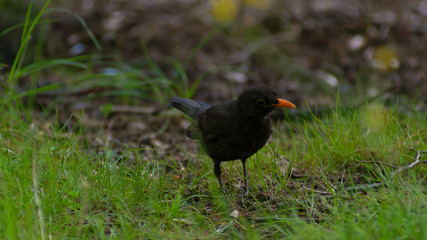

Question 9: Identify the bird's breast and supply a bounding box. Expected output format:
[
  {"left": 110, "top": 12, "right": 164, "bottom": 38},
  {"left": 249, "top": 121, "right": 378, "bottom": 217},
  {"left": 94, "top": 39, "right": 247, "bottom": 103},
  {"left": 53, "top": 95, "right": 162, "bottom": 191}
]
[{"left": 205, "top": 117, "right": 272, "bottom": 161}]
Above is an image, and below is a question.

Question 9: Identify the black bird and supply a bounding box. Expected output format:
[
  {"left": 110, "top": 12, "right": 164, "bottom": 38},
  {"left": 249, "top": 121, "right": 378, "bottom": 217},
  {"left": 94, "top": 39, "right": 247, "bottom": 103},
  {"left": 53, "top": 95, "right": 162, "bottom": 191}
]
[{"left": 169, "top": 87, "right": 296, "bottom": 192}]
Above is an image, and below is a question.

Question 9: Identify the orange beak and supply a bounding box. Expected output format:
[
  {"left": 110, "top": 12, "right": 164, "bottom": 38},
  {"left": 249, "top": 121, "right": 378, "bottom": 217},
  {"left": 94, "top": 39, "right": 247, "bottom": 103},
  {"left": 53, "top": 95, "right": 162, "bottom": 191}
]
[{"left": 273, "top": 98, "right": 296, "bottom": 108}]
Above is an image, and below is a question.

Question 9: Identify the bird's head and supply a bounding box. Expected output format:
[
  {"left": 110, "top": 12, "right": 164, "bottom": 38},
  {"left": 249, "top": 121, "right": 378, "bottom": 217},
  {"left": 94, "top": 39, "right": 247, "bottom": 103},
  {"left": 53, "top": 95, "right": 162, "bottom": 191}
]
[{"left": 237, "top": 87, "right": 296, "bottom": 117}]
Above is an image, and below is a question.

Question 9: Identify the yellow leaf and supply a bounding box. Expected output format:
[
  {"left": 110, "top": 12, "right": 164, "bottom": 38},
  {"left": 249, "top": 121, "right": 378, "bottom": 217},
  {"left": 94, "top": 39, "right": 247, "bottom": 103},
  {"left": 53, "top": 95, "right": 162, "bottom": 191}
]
[
  {"left": 359, "top": 103, "right": 390, "bottom": 133},
  {"left": 210, "top": 0, "right": 239, "bottom": 23},
  {"left": 370, "top": 45, "right": 399, "bottom": 72}
]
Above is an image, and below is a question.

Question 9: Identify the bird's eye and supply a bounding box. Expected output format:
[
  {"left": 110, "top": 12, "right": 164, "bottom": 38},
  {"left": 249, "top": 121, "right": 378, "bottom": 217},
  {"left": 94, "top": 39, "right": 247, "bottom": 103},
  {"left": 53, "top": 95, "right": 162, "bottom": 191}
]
[{"left": 255, "top": 98, "right": 266, "bottom": 106}]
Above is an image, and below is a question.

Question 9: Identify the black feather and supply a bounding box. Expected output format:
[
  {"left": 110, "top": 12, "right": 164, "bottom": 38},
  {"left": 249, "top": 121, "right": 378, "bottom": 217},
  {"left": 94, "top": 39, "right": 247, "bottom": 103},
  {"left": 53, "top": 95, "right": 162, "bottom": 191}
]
[{"left": 169, "top": 97, "right": 211, "bottom": 119}]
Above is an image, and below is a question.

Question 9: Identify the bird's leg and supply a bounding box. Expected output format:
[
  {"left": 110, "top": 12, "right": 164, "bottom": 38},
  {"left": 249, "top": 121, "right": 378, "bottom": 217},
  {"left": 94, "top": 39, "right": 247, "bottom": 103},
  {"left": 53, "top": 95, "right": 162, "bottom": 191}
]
[
  {"left": 213, "top": 161, "right": 224, "bottom": 191},
  {"left": 241, "top": 158, "right": 248, "bottom": 193}
]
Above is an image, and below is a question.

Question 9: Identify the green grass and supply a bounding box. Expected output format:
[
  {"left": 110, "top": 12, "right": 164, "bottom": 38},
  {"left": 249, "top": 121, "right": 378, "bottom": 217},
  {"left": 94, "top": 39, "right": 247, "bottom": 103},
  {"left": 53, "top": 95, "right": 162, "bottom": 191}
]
[
  {"left": 0, "top": 98, "right": 425, "bottom": 239},
  {"left": 0, "top": 2, "right": 426, "bottom": 239}
]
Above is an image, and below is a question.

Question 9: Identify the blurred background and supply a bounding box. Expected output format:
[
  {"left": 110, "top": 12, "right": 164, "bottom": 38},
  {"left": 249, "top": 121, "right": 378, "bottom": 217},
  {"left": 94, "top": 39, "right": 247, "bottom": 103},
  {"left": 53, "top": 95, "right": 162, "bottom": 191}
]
[
  {"left": 2, "top": 0, "right": 427, "bottom": 102},
  {"left": 1, "top": 0, "right": 426, "bottom": 155}
]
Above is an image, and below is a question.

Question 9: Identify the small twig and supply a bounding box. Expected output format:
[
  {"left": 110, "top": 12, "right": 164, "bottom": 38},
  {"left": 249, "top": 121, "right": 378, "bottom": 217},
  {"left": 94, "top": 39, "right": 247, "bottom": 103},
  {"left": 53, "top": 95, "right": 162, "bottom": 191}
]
[
  {"left": 390, "top": 150, "right": 422, "bottom": 178},
  {"left": 32, "top": 144, "right": 46, "bottom": 240},
  {"left": 343, "top": 182, "right": 385, "bottom": 191},
  {"left": 344, "top": 151, "right": 425, "bottom": 192},
  {"left": 301, "top": 186, "right": 331, "bottom": 195}
]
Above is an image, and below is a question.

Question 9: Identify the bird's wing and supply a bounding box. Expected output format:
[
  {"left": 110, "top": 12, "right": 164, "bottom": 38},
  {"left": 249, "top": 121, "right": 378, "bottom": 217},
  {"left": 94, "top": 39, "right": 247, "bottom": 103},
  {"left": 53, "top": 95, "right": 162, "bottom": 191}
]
[
  {"left": 197, "top": 105, "right": 237, "bottom": 143},
  {"left": 169, "top": 97, "right": 211, "bottom": 119},
  {"left": 185, "top": 121, "right": 203, "bottom": 140}
]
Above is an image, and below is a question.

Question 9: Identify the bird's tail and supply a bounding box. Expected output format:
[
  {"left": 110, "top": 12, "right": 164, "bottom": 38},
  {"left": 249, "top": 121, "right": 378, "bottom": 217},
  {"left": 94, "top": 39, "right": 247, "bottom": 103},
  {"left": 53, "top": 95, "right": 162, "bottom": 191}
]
[{"left": 169, "top": 97, "right": 210, "bottom": 119}]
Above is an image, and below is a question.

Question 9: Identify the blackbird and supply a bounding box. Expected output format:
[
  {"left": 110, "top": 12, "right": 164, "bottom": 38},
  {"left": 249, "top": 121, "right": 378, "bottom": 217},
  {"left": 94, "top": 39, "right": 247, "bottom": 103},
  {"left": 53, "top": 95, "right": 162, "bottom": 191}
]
[{"left": 169, "top": 87, "right": 295, "bottom": 192}]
